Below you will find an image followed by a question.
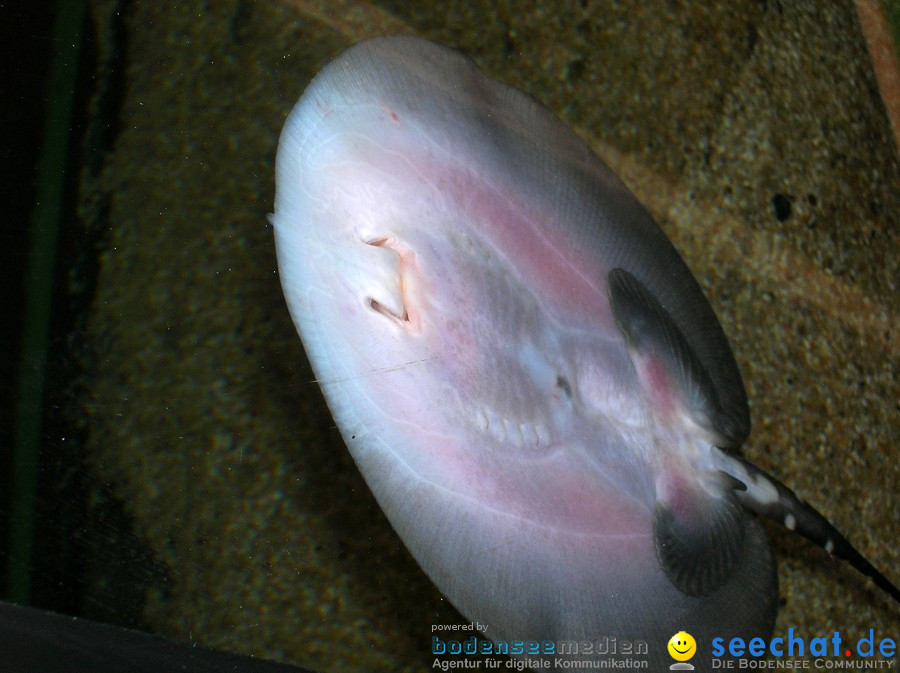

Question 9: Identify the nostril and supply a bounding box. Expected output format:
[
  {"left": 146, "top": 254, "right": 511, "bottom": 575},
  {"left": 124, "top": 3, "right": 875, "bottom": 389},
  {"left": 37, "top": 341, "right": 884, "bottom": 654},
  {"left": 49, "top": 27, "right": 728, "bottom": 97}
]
[
  {"left": 367, "top": 296, "right": 409, "bottom": 323},
  {"left": 365, "top": 236, "right": 392, "bottom": 248}
]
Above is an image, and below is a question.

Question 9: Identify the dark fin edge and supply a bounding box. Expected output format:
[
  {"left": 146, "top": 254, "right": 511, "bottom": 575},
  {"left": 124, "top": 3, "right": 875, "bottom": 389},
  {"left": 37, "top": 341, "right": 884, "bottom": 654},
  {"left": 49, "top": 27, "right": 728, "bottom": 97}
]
[
  {"left": 607, "top": 268, "right": 745, "bottom": 447},
  {"left": 714, "top": 450, "right": 900, "bottom": 604},
  {"left": 654, "top": 492, "right": 748, "bottom": 596}
]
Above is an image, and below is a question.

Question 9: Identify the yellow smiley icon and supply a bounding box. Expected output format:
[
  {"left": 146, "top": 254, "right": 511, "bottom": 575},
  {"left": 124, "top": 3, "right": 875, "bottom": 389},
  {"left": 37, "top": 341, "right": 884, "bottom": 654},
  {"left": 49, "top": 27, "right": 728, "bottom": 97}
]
[{"left": 667, "top": 631, "right": 696, "bottom": 661}]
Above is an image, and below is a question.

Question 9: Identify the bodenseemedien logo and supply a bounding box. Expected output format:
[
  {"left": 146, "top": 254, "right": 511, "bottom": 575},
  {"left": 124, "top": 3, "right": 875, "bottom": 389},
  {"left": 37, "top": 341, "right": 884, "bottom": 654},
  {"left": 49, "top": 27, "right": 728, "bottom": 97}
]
[{"left": 667, "top": 631, "right": 696, "bottom": 670}]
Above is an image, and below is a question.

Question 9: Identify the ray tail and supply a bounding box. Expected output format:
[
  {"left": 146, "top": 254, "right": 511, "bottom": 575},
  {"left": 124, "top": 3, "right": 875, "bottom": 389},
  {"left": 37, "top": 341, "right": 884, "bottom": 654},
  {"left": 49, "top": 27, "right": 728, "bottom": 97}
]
[{"left": 714, "top": 449, "right": 900, "bottom": 603}]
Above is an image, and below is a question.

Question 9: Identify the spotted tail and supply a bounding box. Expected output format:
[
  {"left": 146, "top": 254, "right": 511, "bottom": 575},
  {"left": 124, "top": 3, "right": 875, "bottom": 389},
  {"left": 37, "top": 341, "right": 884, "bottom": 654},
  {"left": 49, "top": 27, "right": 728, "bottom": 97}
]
[{"left": 713, "top": 449, "right": 900, "bottom": 604}]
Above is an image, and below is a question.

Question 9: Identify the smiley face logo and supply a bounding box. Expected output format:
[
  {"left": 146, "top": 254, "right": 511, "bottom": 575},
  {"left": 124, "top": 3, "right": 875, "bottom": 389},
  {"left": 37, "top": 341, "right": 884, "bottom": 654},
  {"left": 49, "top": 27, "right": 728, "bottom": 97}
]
[{"left": 667, "top": 631, "right": 696, "bottom": 662}]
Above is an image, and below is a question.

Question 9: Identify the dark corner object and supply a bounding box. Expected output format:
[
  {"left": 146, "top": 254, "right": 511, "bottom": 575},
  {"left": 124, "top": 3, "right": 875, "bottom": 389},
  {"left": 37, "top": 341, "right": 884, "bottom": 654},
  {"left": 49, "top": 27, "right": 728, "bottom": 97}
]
[{"left": 1, "top": 601, "right": 316, "bottom": 673}]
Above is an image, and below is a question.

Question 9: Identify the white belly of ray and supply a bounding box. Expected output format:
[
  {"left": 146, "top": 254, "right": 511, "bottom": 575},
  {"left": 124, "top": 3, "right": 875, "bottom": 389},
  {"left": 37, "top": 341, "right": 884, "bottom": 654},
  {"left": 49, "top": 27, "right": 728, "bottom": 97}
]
[{"left": 273, "top": 36, "right": 779, "bottom": 669}]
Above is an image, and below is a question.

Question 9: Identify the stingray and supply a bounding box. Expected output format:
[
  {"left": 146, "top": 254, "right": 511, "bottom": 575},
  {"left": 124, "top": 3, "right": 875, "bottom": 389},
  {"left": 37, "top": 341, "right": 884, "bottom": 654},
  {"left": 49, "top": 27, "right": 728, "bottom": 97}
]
[{"left": 272, "top": 36, "right": 897, "bottom": 671}]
